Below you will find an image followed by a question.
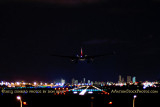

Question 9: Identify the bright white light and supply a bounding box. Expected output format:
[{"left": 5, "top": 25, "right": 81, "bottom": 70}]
[
  {"left": 1, "top": 81, "right": 3, "bottom": 85},
  {"left": 73, "top": 92, "right": 78, "bottom": 94},
  {"left": 17, "top": 96, "right": 21, "bottom": 100},
  {"left": 79, "top": 89, "right": 87, "bottom": 95},
  {"left": 34, "top": 82, "right": 37, "bottom": 85},
  {"left": 143, "top": 86, "right": 146, "bottom": 89},
  {"left": 133, "top": 95, "right": 137, "bottom": 99},
  {"left": 88, "top": 92, "right": 93, "bottom": 94},
  {"left": 16, "top": 82, "right": 20, "bottom": 85}
]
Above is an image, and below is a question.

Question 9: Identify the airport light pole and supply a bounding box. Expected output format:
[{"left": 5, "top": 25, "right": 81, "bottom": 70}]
[
  {"left": 133, "top": 95, "right": 137, "bottom": 107},
  {"left": 17, "top": 96, "right": 22, "bottom": 107},
  {"left": 91, "top": 97, "right": 94, "bottom": 107}
]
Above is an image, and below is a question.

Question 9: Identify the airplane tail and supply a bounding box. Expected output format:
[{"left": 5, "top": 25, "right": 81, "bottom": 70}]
[{"left": 81, "top": 48, "right": 83, "bottom": 56}]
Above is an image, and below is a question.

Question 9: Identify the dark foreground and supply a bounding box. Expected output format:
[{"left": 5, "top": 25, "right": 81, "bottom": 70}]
[{"left": 0, "top": 93, "right": 160, "bottom": 107}]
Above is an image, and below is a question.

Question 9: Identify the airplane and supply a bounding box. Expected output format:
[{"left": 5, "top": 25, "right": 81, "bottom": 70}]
[{"left": 51, "top": 48, "right": 115, "bottom": 63}]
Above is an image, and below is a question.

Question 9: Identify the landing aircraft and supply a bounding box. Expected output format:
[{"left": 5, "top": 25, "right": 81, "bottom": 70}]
[{"left": 51, "top": 48, "right": 114, "bottom": 63}]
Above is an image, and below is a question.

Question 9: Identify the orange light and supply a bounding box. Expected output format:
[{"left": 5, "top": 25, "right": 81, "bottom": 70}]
[
  {"left": 108, "top": 102, "right": 112, "bottom": 105},
  {"left": 108, "top": 93, "right": 110, "bottom": 95},
  {"left": 23, "top": 102, "right": 27, "bottom": 105}
]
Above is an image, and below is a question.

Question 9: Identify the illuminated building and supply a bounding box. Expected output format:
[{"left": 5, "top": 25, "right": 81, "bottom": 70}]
[
  {"left": 72, "top": 78, "right": 75, "bottom": 85},
  {"left": 61, "top": 79, "right": 65, "bottom": 85},
  {"left": 83, "top": 78, "right": 85, "bottom": 83},
  {"left": 91, "top": 81, "right": 93, "bottom": 85},
  {"left": 118, "top": 75, "right": 122, "bottom": 83},
  {"left": 75, "top": 80, "right": 78, "bottom": 85},
  {"left": 132, "top": 76, "right": 136, "bottom": 83},
  {"left": 122, "top": 78, "right": 124, "bottom": 83},
  {"left": 88, "top": 80, "right": 90, "bottom": 84},
  {"left": 127, "top": 76, "right": 131, "bottom": 83}
]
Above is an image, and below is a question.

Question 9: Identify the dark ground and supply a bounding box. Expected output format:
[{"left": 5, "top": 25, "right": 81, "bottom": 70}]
[{"left": 0, "top": 93, "right": 160, "bottom": 107}]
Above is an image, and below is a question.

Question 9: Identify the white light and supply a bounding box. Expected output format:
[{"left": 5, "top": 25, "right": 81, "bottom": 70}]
[
  {"left": 17, "top": 96, "right": 21, "bottom": 100},
  {"left": 133, "top": 95, "right": 137, "bottom": 99},
  {"left": 79, "top": 89, "right": 87, "bottom": 95},
  {"left": 16, "top": 82, "right": 20, "bottom": 85},
  {"left": 88, "top": 92, "right": 93, "bottom": 94},
  {"left": 73, "top": 92, "right": 78, "bottom": 94}
]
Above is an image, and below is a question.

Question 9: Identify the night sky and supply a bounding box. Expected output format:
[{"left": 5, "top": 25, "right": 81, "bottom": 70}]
[{"left": 0, "top": 0, "right": 160, "bottom": 82}]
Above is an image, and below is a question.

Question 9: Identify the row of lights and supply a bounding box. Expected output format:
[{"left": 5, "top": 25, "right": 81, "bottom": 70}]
[{"left": 16, "top": 95, "right": 137, "bottom": 106}]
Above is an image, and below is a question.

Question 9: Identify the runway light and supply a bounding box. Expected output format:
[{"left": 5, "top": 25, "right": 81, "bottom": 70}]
[
  {"left": 79, "top": 89, "right": 87, "bottom": 95},
  {"left": 108, "top": 101, "right": 112, "bottom": 105},
  {"left": 88, "top": 92, "right": 93, "bottom": 94},
  {"left": 73, "top": 91, "right": 78, "bottom": 94}
]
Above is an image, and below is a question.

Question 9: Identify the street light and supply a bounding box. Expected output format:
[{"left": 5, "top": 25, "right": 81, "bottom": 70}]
[
  {"left": 17, "top": 96, "right": 22, "bottom": 107},
  {"left": 133, "top": 95, "right": 137, "bottom": 107}
]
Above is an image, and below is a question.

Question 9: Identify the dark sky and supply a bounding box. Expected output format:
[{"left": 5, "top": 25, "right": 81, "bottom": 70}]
[{"left": 0, "top": 0, "right": 160, "bottom": 82}]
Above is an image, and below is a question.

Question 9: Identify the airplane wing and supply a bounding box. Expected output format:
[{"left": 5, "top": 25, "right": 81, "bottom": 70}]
[
  {"left": 86, "top": 51, "right": 116, "bottom": 59},
  {"left": 51, "top": 55, "right": 77, "bottom": 59}
]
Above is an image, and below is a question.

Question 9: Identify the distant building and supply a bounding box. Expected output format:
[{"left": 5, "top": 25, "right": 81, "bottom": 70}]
[
  {"left": 127, "top": 76, "right": 131, "bottom": 83},
  {"left": 88, "top": 80, "right": 90, "bottom": 84},
  {"left": 83, "top": 78, "right": 85, "bottom": 83},
  {"left": 61, "top": 79, "right": 65, "bottom": 85},
  {"left": 118, "top": 75, "right": 122, "bottom": 83},
  {"left": 122, "top": 78, "right": 124, "bottom": 83},
  {"left": 72, "top": 78, "right": 75, "bottom": 85},
  {"left": 132, "top": 76, "right": 136, "bottom": 83},
  {"left": 91, "top": 81, "right": 93, "bottom": 85},
  {"left": 75, "top": 80, "right": 78, "bottom": 85}
]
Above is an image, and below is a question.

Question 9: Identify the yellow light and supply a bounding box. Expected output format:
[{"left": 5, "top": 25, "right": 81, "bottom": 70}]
[
  {"left": 23, "top": 102, "right": 27, "bottom": 105},
  {"left": 108, "top": 102, "right": 112, "bottom": 105}
]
